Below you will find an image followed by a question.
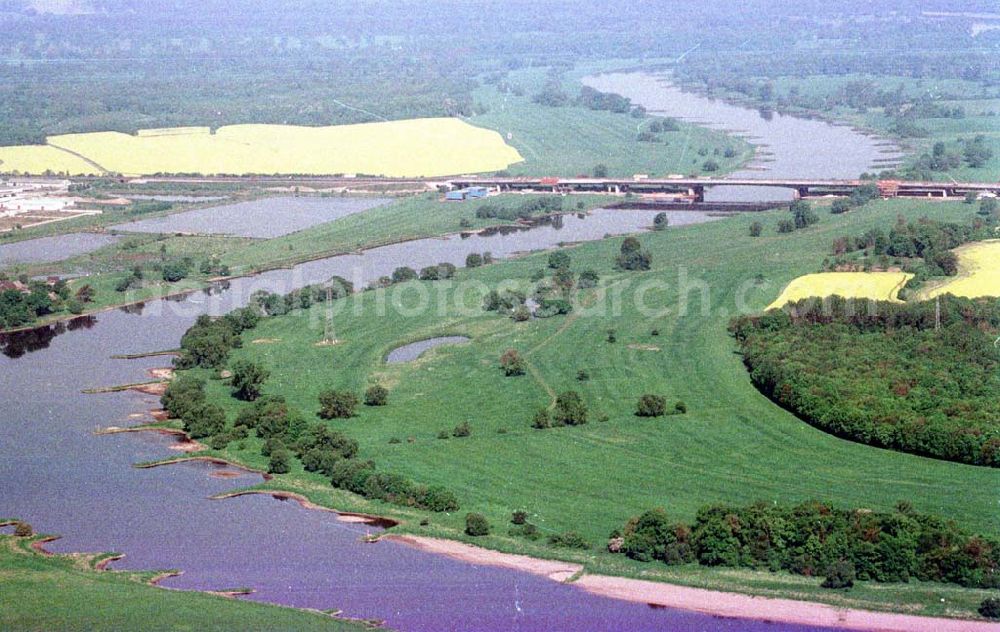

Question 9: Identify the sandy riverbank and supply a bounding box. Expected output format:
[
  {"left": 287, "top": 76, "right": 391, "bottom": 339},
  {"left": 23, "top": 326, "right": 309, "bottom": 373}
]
[{"left": 386, "top": 535, "right": 996, "bottom": 632}]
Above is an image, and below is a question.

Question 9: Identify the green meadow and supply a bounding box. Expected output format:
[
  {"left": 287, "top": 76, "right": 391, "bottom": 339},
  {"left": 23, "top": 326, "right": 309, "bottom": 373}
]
[{"left": 176, "top": 197, "right": 1000, "bottom": 618}]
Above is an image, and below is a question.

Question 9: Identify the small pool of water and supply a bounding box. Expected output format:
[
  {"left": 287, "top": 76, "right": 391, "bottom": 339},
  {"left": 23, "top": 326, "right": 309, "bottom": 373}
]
[
  {"left": 0, "top": 233, "right": 121, "bottom": 267},
  {"left": 109, "top": 196, "right": 391, "bottom": 238},
  {"left": 385, "top": 336, "right": 471, "bottom": 363}
]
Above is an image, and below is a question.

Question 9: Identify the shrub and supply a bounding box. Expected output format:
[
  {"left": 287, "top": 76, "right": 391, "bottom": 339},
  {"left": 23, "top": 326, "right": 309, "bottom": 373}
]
[
  {"left": 13, "top": 521, "right": 32, "bottom": 537},
  {"left": 548, "top": 250, "right": 571, "bottom": 270},
  {"left": 674, "top": 401, "right": 687, "bottom": 415},
  {"left": 318, "top": 390, "right": 359, "bottom": 419},
  {"left": 391, "top": 266, "right": 417, "bottom": 283},
  {"left": 578, "top": 269, "right": 599, "bottom": 289},
  {"left": 615, "top": 237, "right": 651, "bottom": 271},
  {"left": 482, "top": 289, "right": 500, "bottom": 311},
  {"left": 437, "top": 429, "right": 450, "bottom": 440},
  {"left": 66, "top": 298, "right": 84, "bottom": 314},
  {"left": 777, "top": 219, "right": 795, "bottom": 233},
  {"left": 749, "top": 221, "right": 762, "bottom": 237},
  {"left": 511, "top": 305, "right": 531, "bottom": 322},
  {"left": 636, "top": 394, "right": 667, "bottom": 417},
  {"left": 364, "top": 384, "right": 388, "bottom": 406},
  {"left": 979, "top": 597, "right": 1000, "bottom": 619},
  {"left": 531, "top": 408, "right": 552, "bottom": 429},
  {"left": 822, "top": 560, "right": 856, "bottom": 589},
  {"left": 465, "top": 512, "right": 491, "bottom": 536},
  {"left": 209, "top": 433, "right": 231, "bottom": 450},
  {"left": 576, "top": 369, "right": 590, "bottom": 382},
  {"left": 593, "top": 163, "right": 608, "bottom": 178},
  {"left": 161, "top": 260, "right": 190, "bottom": 282},
  {"left": 418, "top": 265, "right": 440, "bottom": 281},
  {"left": 981, "top": 197, "right": 999, "bottom": 216},
  {"left": 452, "top": 421, "right": 471, "bottom": 437},
  {"left": 499, "top": 349, "right": 526, "bottom": 376},
  {"left": 230, "top": 359, "right": 269, "bottom": 402},
  {"left": 653, "top": 212, "right": 669, "bottom": 231},
  {"left": 509, "top": 522, "right": 542, "bottom": 540},
  {"left": 268, "top": 448, "right": 292, "bottom": 474},
  {"left": 702, "top": 159, "right": 720, "bottom": 172},
  {"left": 606, "top": 329, "right": 617, "bottom": 343},
  {"left": 418, "top": 486, "right": 459, "bottom": 512},
  {"left": 554, "top": 391, "right": 588, "bottom": 426},
  {"left": 830, "top": 199, "right": 853, "bottom": 214},
  {"left": 548, "top": 531, "right": 589, "bottom": 549},
  {"left": 511, "top": 510, "right": 528, "bottom": 525},
  {"left": 466, "top": 253, "right": 483, "bottom": 268}
]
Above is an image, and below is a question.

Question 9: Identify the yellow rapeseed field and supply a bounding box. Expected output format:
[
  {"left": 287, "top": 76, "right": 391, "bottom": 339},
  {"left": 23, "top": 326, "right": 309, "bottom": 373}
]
[
  {"left": 0, "top": 118, "right": 524, "bottom": 177},
  {"left": 0, "top": 145, "right": 102, "bottom": 175},
  {"left": 917, "top": 240, "right": 1000, "bottom": 300},
  {"left": 767, "top": 271, "right": 913, "bottom": 310}
]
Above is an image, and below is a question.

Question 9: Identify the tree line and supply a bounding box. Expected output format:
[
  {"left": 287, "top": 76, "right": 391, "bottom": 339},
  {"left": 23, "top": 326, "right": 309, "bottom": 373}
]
[{"left": 613, "top": 499, "right": 999, "bottom": 590}]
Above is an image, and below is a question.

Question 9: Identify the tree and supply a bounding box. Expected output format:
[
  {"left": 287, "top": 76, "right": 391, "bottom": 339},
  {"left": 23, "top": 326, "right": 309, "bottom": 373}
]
[
  {"left": 465, "top": 512, "right": 490, "bottom": 536},
  {"left": 636, "top": 394, "right": 667, "bottom": 417},
  {"left": 465, "top": 253, "right": 483, "bottom": 268},
  {"left": 364, "top": 384, "right": 388, "bottom": 406},
  {"left": 268, "top": 448, "right": 292, "bottom": 474},
  {"left": 318, "top": 389, "right": 359, "bottom": 419},
  {"left": 593, "top": 163, "right": 609, "bottom": 178},
  {"left": 777, "top": 219, "right": 795, "bottom": 234},
  {"left": 499, "top": 348, "right": 526, "bottom": 376},
  {"left": 653, "top": 212, "right": 669, "bottom": 231},
  {"left": 74, "top": 284, "right": 95, "bottom": 303},
  {"left": 554, "top": 391, "right": 588, "bottom": 425},
  {"left": 548, "top": 250, "right": 571, "bottom": 270},
  {"left": 980, "top": 197, "right": 998, "bottom": 216},
  {"left": 616, "top": 237, "right": 651, "bottom": 271},
  {"left": 822, "top": 560, "right": 856, "bottom": 589},
  {"left": 230, "top": 359, "right": 269, "bottom": 401},
  {"left": 749, "top": 222, "right": 763, "bottom": 237},
  {"left": 183, "top": 403, "right": 226, "bottom": 439},
  {"left": 161, "top": 376, "right": 206, "bottom": 420},
  {"left": 790, "top": 200, "right": 819, "bottom": 229},
  {"left": 702, "top": 159, "right": 720, "bottom": 172}
]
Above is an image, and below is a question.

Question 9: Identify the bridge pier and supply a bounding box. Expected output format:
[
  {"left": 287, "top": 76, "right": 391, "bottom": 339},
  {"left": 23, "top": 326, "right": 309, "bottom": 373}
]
[{"left": 690, "top": 185, "right": 705, "bottom": 203}]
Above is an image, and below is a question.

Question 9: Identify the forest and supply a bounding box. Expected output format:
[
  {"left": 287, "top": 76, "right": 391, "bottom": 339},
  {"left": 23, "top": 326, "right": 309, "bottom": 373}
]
[{"left": 730, "top": 296, "right": 1000, "bottom": 467}]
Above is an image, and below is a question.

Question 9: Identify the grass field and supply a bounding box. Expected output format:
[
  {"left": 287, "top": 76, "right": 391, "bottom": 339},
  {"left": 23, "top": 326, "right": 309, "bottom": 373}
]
[
  {"left": 917, "top": 239, "right": 1000, "bottom": 300},
  {"left": 470, "top": 67, "right": 753, "bottom": 177},
  {"left": 173, "top": 197, "right": 1000, "bottom": 619},
  {"left": 0, "top": 118, "right": 524, "bottom": 177},
  {"left": 0, "top": 533, "right": 370, "bottom": 631},
  {"left": 766, "top": 271, "right": 913, "bottom": 309}
]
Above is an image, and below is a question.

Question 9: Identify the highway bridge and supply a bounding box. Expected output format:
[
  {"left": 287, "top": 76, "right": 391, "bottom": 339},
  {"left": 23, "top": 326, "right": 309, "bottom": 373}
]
[
  {"left": 448, "top": 177, "right": 1000, "bottom": 202},
  {"left": 129, "top": 175, "right": 999, "bottom": 202}
]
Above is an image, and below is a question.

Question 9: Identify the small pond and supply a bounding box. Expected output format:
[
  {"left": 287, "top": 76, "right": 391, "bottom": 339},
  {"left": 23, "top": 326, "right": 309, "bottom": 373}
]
[{"left": 385, "top": 336, "right": 471, "bottom": 363}]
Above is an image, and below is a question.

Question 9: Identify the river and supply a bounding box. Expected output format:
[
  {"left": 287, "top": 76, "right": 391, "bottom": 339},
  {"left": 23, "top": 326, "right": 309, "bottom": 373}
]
[{"left": 0, "top": 75, "right": 896, "bottom": 631}]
